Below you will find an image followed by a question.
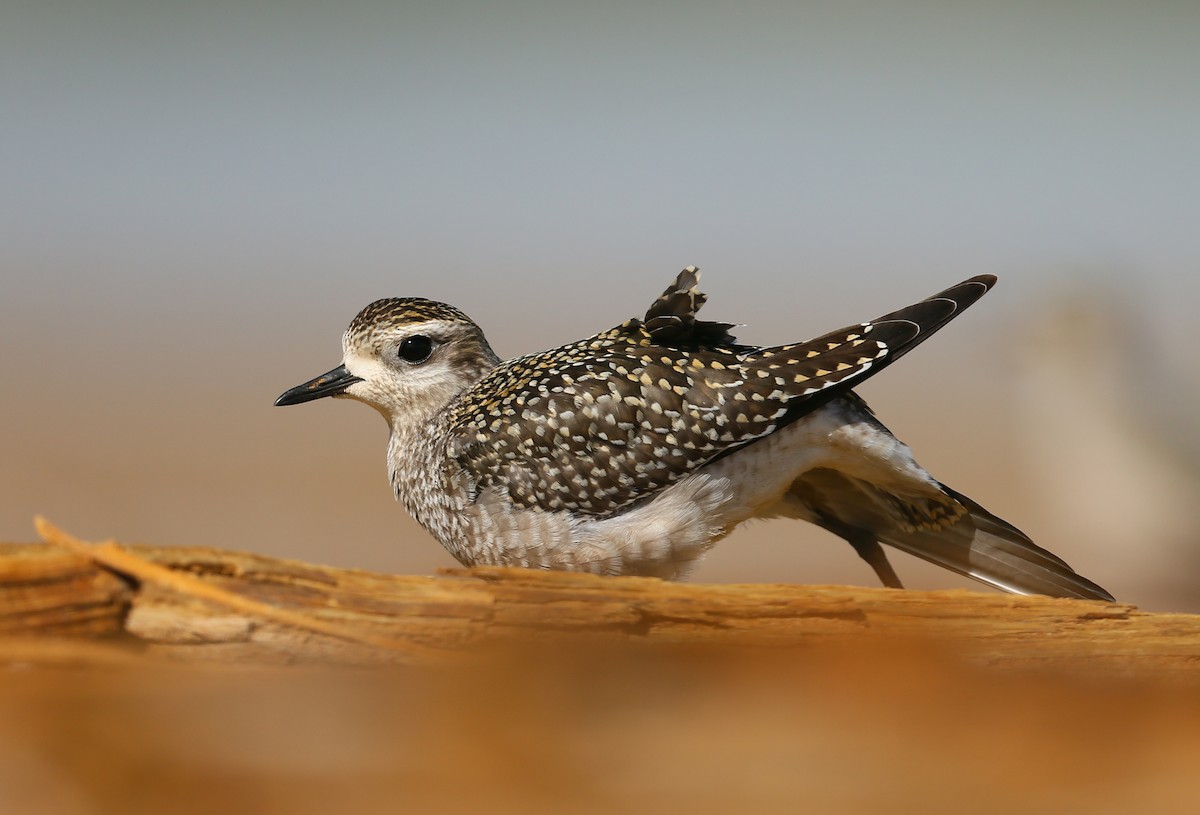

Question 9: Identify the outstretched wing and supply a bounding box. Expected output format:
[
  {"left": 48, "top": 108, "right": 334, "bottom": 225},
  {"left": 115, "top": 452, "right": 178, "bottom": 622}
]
[
  {"left": 448, "top": 270, "right": 996, "bottom": 517},
  {"left": 734, "top": 274, "right": 996, "bottom": 430}
]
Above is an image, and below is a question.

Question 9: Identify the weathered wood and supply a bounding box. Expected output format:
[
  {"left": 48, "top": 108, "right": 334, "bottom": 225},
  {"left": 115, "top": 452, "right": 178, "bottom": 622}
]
[
  {"left": 4, "top": 531, "right": 1200, "bottom": 813},
  {"left": 3, "top": 537, "right": 1200, "bottom": 679},
  {"left": 0, "top": 544, "right": 131, "bottom": 637}
]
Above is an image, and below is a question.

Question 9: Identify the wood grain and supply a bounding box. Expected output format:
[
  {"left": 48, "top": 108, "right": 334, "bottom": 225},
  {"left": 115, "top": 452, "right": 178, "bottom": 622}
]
[{"left": 2, "top": 536, "right": 1198, "bottom": 679}]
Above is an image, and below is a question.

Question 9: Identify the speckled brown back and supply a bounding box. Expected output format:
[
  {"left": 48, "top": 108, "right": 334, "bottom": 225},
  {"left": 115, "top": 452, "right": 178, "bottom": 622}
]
[{"left": 446, "top": 269, "right": 995, "bottom": 517}]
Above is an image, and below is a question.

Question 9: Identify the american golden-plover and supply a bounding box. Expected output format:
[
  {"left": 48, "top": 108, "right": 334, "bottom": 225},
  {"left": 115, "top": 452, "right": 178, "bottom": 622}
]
[{"left": 276, "top": 267, "right": 1111, "bottom": 600}]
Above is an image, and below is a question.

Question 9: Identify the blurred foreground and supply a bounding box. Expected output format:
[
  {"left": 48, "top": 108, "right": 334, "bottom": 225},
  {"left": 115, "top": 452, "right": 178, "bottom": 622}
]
[
  {"left": 3, "top": 537, "right": 1200, "bottom": 814},
  {"left": 3, "top": 642, "right": 1198, "bottom": 815}
]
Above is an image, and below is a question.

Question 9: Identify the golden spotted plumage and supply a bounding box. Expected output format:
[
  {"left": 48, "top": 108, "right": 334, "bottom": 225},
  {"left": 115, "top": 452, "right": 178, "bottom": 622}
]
[{"left": 277, "top": 266, "right": 1114, "bottom": 601}]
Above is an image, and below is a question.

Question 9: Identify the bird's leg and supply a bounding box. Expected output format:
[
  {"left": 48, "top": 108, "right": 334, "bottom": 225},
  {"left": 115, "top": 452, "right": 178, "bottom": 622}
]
[{"left": 845, "top": 532, "right": 904, "bottom": 589}]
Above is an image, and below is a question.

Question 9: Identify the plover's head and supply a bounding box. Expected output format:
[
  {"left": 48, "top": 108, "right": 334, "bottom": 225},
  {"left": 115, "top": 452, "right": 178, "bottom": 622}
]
[{"left": 275, "top": 297, "right": 500, "bottom": 423}]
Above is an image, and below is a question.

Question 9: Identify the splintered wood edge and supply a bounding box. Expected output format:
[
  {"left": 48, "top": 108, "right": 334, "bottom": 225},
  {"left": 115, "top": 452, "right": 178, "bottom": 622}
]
[
  {"left": 33, "top": 517, "right": 451, "bottom": 663},
  {"left": 15, "top": 520, "right": 1200, "bottom": 679}
]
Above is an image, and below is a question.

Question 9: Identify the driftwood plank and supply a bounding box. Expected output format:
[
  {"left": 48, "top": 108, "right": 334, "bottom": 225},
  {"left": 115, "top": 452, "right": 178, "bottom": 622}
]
[
  {"left": 4, "top": 528, "right": 1200, "bottom": 814},
  {"left": 2, "top": 535, "right": 1200, "bottom": 679}
]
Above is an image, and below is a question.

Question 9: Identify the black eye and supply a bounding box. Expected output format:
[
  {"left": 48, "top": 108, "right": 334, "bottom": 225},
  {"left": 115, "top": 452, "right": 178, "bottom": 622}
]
[{"left": 398, "top": 335, "right": 434, "bottom": 363}]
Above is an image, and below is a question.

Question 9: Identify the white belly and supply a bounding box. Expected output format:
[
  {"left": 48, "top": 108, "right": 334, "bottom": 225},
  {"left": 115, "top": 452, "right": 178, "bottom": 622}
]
[{"left": 456, "top": 399, "right": 937, "bottom": 579}]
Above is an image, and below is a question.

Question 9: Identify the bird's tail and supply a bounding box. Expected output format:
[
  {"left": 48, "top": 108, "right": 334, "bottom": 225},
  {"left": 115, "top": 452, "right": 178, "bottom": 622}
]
[
  {"left": 790, "top": 466, "right": 1113, "bottom": 601},
  {"left": 875, "top": 485, "right": 1114, "bottom": 601}
]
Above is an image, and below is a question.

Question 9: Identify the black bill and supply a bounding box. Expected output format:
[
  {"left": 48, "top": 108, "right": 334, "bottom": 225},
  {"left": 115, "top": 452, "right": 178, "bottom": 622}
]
[{"left": 274, "top": 364, "right": 364, "bottom": 406}]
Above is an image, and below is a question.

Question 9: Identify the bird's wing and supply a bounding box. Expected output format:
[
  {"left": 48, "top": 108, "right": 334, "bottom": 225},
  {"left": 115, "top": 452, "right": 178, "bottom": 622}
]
[
  {"left": 634, "top": 266, "right": 741, "bottom": 346},
  {"left": 739, "top": 274, "right": 996, "bottom": 430},
  {"left": 447, "top": 271, "right": 996, "bottom": 517}
]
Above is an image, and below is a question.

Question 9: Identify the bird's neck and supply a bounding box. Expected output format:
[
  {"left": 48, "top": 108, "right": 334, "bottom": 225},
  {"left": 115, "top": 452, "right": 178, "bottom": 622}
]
[{"left": 383, "top": 354, "right": 501, "bottom": 551}]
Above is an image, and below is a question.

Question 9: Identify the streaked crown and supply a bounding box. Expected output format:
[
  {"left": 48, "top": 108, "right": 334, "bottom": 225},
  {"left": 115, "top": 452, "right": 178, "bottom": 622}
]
[{"left": 346, "top": 297, "right": 477, "bottom": 346}]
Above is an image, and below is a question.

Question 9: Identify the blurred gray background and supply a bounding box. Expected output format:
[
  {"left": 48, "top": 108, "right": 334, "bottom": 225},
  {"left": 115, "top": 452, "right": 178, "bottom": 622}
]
[{"left": 3, "top": 1, "right": 1197, "bottom": 609}]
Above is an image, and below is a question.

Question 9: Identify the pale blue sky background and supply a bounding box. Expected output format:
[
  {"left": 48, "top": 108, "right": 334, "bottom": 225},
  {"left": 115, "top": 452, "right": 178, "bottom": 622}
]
[
  {"left": 2, "top": 2, "right": 1197, "bottom": 606},
  {"left": 4, "top": 2, "right": 1196, "bottom": 325}
]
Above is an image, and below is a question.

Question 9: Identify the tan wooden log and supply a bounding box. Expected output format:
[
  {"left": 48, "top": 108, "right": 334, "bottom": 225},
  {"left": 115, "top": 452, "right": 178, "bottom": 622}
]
[{"left": 2, "top": 532, "right": 1199, "bottom": 680}]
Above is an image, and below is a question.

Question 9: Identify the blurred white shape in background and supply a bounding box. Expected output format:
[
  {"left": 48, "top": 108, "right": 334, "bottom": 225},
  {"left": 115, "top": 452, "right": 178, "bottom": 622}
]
[{"left": 1014, "top": 281, "right": 1200, "bottom": 610}]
